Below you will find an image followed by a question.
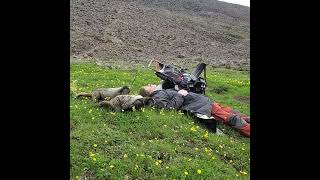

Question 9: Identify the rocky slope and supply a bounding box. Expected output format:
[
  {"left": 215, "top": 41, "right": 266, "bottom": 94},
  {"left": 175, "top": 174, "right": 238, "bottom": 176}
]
[{"left": 71, "top": 0, "right": 250, "bottom": 70}]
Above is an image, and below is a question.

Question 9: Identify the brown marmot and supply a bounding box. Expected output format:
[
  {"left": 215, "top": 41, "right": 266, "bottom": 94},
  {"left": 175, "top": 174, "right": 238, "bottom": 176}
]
[
  {"left": 76, "top": 86, "right": 130, "bottom": 102},
  {"left": 99, "top": 95, "right": 152, "bottom": 111}
]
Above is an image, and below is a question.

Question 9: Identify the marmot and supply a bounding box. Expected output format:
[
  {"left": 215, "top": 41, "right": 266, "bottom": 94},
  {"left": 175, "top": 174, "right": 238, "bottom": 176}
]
[
  {"left": 76, "top": 86, "right": 130, "bottom": 102},
  {"left": 99, "top": 95, "right": 152, "bottom": 111}
]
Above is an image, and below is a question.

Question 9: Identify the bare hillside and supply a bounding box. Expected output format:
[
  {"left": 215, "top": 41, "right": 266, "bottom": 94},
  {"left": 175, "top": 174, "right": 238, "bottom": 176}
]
[{"left": 70, "top": 0, "right": 250, "bottom": 70}]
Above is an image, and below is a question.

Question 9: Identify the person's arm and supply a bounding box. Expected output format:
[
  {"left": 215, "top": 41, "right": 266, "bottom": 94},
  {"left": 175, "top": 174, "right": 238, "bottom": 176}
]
[
  {"left": 152, "top": 90, "right": 186, "bottom": 110},
  {"left": 164, "top": 93, "right": 184, "bottom": 109}
]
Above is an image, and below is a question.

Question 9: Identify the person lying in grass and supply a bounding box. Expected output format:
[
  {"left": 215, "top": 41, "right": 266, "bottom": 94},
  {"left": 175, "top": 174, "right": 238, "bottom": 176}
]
[{"left": 139, "top": 84, "right": 250, "bottom": 137}]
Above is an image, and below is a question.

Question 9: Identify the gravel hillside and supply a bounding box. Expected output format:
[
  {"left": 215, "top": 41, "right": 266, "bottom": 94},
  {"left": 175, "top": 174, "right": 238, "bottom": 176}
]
[{"left": 71, "top": 0, "right": 250, "bottom": 70}]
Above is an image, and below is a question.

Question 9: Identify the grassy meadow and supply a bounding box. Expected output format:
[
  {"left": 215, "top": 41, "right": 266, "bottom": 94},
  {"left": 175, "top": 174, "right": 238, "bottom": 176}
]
[{"left": 70, "top": 62, "right": 250, "bottom": 179}]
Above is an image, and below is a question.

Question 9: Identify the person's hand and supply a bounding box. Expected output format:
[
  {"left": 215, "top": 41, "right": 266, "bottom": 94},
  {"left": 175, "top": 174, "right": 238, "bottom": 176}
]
[{"left": 178, "top": 89, "right": 189, "bottom": 96}]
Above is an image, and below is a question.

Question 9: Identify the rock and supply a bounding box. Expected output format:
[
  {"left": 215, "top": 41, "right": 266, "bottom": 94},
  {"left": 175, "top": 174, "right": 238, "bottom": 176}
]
[{"left": 106, "top": 65, "right": 113, "bottom": 69}]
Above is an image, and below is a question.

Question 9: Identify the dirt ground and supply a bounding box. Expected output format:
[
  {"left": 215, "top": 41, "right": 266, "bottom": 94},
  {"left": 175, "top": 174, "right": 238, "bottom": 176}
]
[{"left": 71, "top": 0, "right": 250, "bottom": 71}]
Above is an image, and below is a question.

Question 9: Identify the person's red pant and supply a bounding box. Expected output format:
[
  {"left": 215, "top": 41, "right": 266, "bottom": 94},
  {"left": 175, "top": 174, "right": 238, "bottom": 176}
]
[{"left": 211, "top": 103, "right": 250, "bottom": 137}]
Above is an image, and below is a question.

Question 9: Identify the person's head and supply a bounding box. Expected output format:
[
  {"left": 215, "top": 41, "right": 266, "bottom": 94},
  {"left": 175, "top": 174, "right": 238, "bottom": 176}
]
[{"left": 139, "top": 84, "right": 157, "bottom": 97}]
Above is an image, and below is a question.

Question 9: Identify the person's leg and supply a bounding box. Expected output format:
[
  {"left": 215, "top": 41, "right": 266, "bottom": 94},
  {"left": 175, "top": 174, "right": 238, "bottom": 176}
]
[
  {"left": 228, "top": 115, "right": 250, "bottom": 137},
  {"left": 218, "top": 103, "right": 250, "bottom": 123},
  {"left": 211, "top": 103, "right": 250, "bottom": 137}
]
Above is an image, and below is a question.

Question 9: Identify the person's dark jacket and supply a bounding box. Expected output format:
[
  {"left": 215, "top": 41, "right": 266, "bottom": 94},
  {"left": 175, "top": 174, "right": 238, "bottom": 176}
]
[{"left": 150, "top": 89, "right": 213, "bottom": 117}]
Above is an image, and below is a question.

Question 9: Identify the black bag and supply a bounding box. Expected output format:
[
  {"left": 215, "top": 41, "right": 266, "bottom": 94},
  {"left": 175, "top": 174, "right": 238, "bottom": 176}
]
[{"left": 155, "top": 62, "right": 207, "bottom": 94}]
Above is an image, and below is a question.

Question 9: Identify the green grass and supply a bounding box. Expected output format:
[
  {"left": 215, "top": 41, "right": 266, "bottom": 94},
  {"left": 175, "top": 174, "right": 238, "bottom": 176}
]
[{"left": 70, "top": 63, "right": 250, "bottom": 179}]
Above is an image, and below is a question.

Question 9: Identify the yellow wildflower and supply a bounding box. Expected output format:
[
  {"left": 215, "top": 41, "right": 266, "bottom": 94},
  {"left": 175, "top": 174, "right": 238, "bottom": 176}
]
[
  {"left": 92, "top": 157, "right": 96, "bottom": 161},
  {"left": 123, "top": 154, "right": 128, "bottom": 158},
  {"left": 155, "top": 160, "right": 162, "bottom": 165},
  {"left": 166, "top": 166, "right": 169, "bottom": 169},
  {"left": 89, "top": 109, "right": 92, "bottom": 113},
  {"left": 93, "top": 144, "right": 97, "bottom": 147},
  {"left": 187, "top": 158, "right": 192, "bottom": 162},
  {"left": 197, "top": 169, "right": 202, "bottom": 174},
  {"left": 190, "top": 127, "right": 197, "bottom": 132},
  {"left": 203, "top": 131, "right": 209, "bottom": 138},
  {"left": 110, "top": 112, "right": 116, "bottom": 115},
  {"left": 109, "top": 165, "right": 114, "bottom": 168},
  {"left": 239, "top": 171, "right": 247, "bottom": 175},
  {"left": 184, "top": 171, "right": 189, "bottom": 175},
  {"left": 194, "top": 147, "right": 199, "bottom": 151}
]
